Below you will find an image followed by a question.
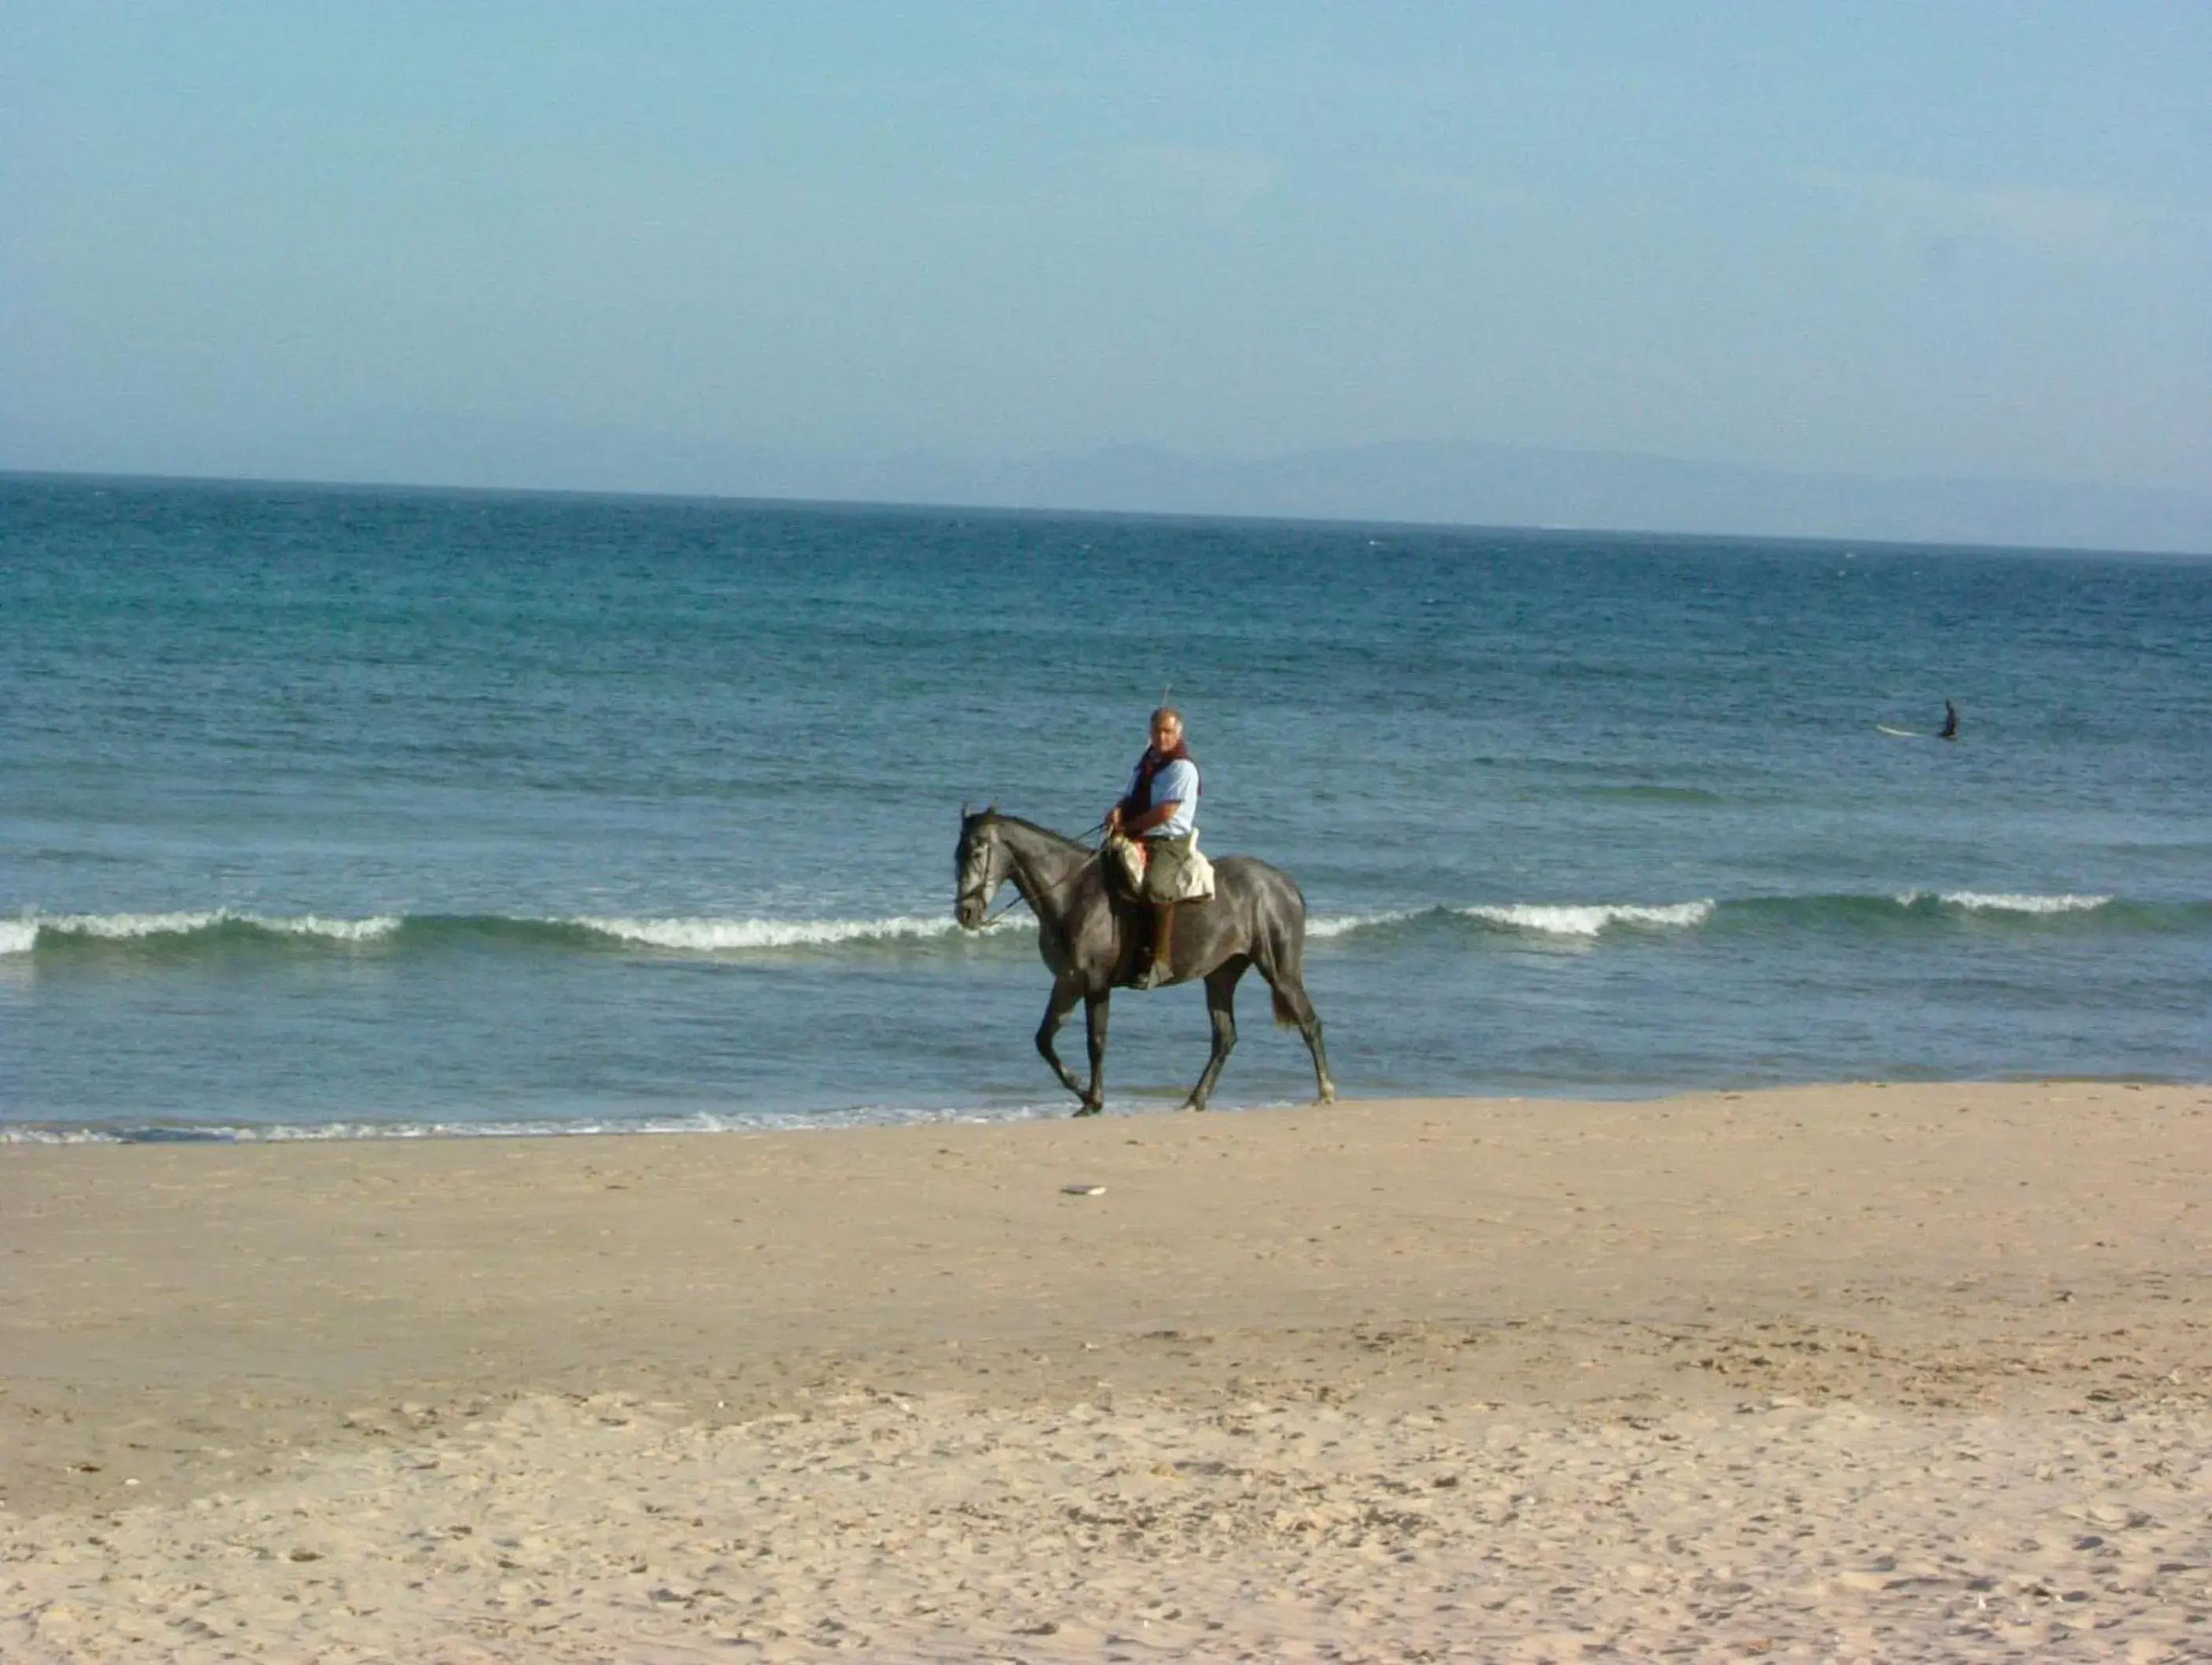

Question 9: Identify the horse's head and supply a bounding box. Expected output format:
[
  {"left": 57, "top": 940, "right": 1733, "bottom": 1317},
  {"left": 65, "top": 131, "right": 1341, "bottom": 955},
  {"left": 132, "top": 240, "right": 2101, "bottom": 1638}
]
[{"left": 954, "top": 803, "right": 1003, "bottom": 930}]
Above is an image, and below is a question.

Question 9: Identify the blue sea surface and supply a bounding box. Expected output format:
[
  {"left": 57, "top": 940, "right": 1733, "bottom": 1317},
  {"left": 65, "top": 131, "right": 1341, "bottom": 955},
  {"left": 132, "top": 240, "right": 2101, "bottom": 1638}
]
[{"left": 5, "top": 475, "right": 2208, "bottom": 1139}]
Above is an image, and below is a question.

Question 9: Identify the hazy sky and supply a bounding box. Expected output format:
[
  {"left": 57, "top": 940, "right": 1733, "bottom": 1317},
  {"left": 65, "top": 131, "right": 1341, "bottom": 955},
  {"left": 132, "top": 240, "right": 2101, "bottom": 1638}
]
[{"left": 5, "top": 3, "right": 2208, "bottom": 495}]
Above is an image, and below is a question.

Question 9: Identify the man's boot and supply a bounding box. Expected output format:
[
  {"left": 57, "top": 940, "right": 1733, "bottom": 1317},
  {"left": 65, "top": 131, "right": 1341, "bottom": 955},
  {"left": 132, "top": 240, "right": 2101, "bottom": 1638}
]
[{"left": 1136, "top": 902, "right": 1176, "bottom": 989}]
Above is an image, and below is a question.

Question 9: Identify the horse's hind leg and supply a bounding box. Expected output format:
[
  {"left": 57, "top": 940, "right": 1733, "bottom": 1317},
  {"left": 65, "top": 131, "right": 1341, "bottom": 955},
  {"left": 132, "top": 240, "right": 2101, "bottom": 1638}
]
[
  {"left": 1035, "top": 978, "right": 1095, "bottom": 1112},
  {"left": 1265, "top": 975, "right": 1338, "bottom": 1104},
  {"left": 1080, "top": 990, "right": 1111, "bottom": 1116},
  {"left": 1185, "top": 958, "right": 1247, "bottom": 1111}
]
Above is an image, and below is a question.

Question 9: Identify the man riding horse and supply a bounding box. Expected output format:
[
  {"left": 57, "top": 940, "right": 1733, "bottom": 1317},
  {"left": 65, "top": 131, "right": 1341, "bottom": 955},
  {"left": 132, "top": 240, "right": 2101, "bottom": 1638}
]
[
  {"left": 1108, "top": 705, "right": 1199, "bottom": 989},
  {"left": 953, "top": 798, "right": 1335, "bottom": 1115}
]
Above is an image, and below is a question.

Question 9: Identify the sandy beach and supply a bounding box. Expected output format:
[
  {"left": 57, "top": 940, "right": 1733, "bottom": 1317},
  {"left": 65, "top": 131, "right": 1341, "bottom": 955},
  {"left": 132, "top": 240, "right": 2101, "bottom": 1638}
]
[{"left": 4, "top": 1081, "right": 2210, "bottom": 1661}]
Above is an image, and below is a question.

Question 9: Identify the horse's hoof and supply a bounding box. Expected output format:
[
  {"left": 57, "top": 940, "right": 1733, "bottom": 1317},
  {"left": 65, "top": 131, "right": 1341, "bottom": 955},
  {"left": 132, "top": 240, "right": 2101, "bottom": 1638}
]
[
  {"left": 1073, "top": 1103, "right": 1103, "bottom": 1118},
  {"left": 1179, "top": 1098, "right": 1207, "bottom": 1113}
]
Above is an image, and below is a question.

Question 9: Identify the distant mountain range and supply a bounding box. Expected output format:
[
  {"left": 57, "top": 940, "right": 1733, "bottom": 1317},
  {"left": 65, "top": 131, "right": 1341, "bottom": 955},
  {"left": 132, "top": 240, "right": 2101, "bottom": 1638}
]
[
  {"left": 837, "top": 441, "right": 2212, "bottom": 555},
  {"left": 8, "top": 414, "right": 2208, "bottom": 554}
]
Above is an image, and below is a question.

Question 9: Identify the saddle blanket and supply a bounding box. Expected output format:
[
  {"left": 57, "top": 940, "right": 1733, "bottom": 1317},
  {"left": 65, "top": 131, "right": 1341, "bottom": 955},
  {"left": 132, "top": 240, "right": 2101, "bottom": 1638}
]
[{"left": 1108, "top": 831, "right": 1216, "bottom": 903}]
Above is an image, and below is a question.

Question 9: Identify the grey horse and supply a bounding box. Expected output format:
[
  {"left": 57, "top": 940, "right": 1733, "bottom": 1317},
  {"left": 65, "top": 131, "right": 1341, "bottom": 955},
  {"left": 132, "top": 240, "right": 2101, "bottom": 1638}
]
[{"left": 954, "top": 808, "right": 1336, "bottom": 1115}]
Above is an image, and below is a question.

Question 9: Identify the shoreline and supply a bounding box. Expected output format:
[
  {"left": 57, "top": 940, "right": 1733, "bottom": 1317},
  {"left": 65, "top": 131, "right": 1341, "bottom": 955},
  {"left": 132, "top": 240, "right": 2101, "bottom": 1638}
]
[
  {"left": 1, "top": 1069, "right": 2197, "bottom": 1147},
  {"left": 6, "top": 1081, "right": 2210, "bottom": 1658}
]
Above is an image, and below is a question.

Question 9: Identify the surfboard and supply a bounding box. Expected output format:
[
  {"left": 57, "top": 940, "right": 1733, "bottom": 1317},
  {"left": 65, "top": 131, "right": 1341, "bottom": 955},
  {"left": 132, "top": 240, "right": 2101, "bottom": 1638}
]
[{"left": 1875, "top": 724, "right": 1922, "bottom": 738}]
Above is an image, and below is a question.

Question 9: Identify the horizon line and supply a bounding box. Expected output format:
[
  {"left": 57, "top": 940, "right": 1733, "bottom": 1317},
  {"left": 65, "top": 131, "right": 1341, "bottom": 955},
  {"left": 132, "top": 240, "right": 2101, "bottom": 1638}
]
[{"left": 4, "top": 463, "right": 2204, "bottom": 563}]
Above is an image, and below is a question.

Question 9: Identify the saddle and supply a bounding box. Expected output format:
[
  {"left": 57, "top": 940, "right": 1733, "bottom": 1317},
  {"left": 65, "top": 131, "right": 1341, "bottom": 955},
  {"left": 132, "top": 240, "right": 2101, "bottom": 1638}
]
[{"left": 1104, "top": 831, "right": 1216, "bottom": 903}]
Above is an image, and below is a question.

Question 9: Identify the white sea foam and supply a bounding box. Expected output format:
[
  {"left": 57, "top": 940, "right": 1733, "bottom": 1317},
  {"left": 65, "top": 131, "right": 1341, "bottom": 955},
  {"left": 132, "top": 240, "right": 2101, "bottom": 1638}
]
[
  {"left": 259, "top": 913, "right": 403, "bottom": 941},
  {"left": 0, "top": 1102, "right": 1064, "bottom": 1145},
  {"left": 572, "top": 913, "right": 1031, "bottom": 951},
  {"left": 1306, "top": 909, "right": 1421, "bottom": 939},
  {"left": 10, "top": 910, "right": 401, "bottom": 946},
  {"left": 1458, "top": 900, "right": 1716, "bottom": 937},
  {"left": 42, "top": 909, "right": 229, "bottom": 939},
  {"left": 1900, "top": 891, "right": 2112, "bottom": 916},
  {"left": 0, "top": 1126, "right": 131, "bottom": 1144}
]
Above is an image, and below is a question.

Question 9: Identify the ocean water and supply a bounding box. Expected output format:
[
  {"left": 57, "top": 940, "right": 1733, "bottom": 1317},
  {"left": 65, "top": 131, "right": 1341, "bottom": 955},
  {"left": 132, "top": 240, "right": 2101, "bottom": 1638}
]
[{"left": 5, "top": 475, "right": 2208, "bottom": 1140}]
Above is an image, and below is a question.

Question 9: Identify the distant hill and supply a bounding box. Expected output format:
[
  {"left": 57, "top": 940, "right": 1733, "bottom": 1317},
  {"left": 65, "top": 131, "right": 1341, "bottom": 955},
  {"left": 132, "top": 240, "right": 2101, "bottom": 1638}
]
[
  {"left": 7, "top": 415, "right": 2207, "bottom": 554},
  {"left": 848, "top": 441, "right": 2212, "bottom": 555}
]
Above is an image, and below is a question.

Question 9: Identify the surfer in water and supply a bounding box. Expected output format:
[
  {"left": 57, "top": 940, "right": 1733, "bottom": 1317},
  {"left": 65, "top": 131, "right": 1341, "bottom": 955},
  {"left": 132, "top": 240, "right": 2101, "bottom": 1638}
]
[{"left": 1939, "top": 701, "right": 1958, "bottom": 741}]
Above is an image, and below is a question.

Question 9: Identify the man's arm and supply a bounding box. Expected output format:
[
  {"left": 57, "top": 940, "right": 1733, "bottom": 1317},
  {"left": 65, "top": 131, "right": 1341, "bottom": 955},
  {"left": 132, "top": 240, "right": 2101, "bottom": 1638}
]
[{"left": 1116, "top": 797, "right": 1182, "bottom": 836}]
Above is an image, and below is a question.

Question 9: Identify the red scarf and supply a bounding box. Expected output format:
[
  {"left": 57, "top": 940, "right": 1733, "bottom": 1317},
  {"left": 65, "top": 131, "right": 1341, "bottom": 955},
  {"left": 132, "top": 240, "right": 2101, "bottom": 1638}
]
[{"left": 1122, "top": 741, "right": 1199, "bottom": 820}]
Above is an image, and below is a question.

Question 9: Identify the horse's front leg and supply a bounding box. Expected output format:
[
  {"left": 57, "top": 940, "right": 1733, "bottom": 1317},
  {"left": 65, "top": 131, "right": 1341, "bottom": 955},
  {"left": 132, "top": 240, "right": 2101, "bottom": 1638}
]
[
  {"left": 1079, "top": 990, "right": 1111, "bottom": 1116},
  {"left": 1035, "top": 978, "right": 1090, "bottom": 1109}
]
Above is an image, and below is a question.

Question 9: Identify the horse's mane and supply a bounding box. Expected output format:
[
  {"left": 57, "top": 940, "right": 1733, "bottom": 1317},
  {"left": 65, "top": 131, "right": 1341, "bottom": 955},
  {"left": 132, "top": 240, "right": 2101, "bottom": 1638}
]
[{"left": 976, "top": 811, "right": 1093, "bottom": 853}]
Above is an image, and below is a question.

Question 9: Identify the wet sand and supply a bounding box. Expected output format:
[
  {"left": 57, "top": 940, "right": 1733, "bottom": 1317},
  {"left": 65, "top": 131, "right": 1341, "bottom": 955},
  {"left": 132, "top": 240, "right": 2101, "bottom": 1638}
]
[{"left": 5, "top": 1081, "right": 2210, "bottom": 1660}]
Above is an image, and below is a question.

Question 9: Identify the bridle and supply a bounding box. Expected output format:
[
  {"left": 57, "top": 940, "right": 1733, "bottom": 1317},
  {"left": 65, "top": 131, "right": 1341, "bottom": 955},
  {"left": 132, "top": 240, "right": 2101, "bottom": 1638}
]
[{"left": 961, "top": 817, "right": 1108, "bottom": 928}]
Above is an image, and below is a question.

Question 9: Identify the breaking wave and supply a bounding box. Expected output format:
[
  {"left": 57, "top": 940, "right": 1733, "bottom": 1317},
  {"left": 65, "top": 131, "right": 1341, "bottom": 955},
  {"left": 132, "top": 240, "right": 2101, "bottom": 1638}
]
[
  {"left": 1458, "top": 901, "right": 1716, "bottom": 937},
  {"left": 4, "top": 891, "right": 2193, "bottom": 962},
  {"left": 1306, "top": 909, "right": 1423, "bottom": 939},
  {"left": 1303, "top": 891, "right": 2197, "bottom": 944},
  {"left": 2, "top": 910, "right": 403, "bottom": 951},
  {"left": 1, "top": 909, "right": 1030, "bottom": 958},
  {"left": 1906, "top": 891, "right": 2111, "bottom": 915},
  {"left": 569, "top": 913, "right": 1022, "bottom": 951}
]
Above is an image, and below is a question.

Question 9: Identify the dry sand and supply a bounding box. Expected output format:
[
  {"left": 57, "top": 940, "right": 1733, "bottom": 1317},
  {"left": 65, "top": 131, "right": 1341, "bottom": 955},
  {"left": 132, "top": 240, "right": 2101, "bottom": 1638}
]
[{"left": 3, "top": 1081, "right": 2210, "bottom": 1661}]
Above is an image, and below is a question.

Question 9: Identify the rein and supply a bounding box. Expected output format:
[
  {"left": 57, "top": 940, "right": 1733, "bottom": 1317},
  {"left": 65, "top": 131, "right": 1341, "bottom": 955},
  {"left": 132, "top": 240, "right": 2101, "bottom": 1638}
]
[{"left": 974, "top": 819, "right": 1108, "bottom": 927}]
